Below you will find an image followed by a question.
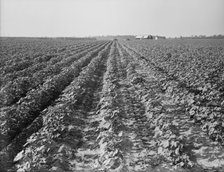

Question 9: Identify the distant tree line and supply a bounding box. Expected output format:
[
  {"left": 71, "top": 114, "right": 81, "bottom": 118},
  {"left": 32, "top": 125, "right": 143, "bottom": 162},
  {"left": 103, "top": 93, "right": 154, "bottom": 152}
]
[
  {"left": 55, "top": 37, "right": 97, "bottom": 41},
  {"left": 180, "top": 34, "right": 224, "bottom": 39}
]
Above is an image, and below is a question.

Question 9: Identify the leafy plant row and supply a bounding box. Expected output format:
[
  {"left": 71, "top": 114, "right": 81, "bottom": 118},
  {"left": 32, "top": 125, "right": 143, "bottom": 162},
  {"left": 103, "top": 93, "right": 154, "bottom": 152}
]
[
  {"left": 0, "top": 40, "right": 94, "bottom": 90},
  {"left": 122, "top": 41, "right": 224, "bottom": 146},
  {"left": 0, "top": 39, "right": 90, "bottom": 69},
  {"left": 10, "top": 42, "right": 112, "bottom": 172},
  {"left": 0, "top": 41, "right": 105, "bottom": 87},
  {"left": 0, "top": 41, "right": 110, "bottom": 152},
  {"left": 60, "top": 42, "right": 131, "bottom": 171},
  {"left": 0, "top": 40, "right": 105, "bottom": 88},
  {"left": 119, "top": 43, "right": 196, "bottom": 169},
  {"left": 78, "top": 42, "right": 144, "bottom": 171},
  {"left": 0, "top": 41, "right": 107, "bottom": 106}
]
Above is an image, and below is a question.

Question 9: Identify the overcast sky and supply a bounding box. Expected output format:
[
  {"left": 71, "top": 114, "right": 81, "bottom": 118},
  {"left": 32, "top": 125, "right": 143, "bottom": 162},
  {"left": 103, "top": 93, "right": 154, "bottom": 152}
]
[{"left": 0, "top": 0, "right": 224, "bottom": 37}]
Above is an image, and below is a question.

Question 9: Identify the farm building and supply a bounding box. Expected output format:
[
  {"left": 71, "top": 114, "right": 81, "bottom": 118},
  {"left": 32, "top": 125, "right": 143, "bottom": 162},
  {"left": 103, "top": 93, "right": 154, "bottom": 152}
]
[
  {"left": 135, "top": 35, "right": 143, "bottom": 39},
  {"left": 136, "top": 35, "right": 165, "bottom": 40},
  {"left": 143, "top": 35, "right": 153, "bottom": 39},
  {"left": 135, "top": 35, "right": 153, "bottom": 39},
  {"left": 154, "top": 36, "right": 166, "bottom": 40}
]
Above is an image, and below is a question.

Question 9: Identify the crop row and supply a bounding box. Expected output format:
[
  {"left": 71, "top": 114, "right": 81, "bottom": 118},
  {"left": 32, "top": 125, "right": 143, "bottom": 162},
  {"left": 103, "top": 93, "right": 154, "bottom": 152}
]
[
  {"left": 0, "top": 41, "right": 110, "bottom": 154},
  {"left": 0, "top": 38, "right": 93, "bottom": 69},
  {"left": 91, "top": 42, "right": 131, "bottom": 171},
  {"left": 75, "top": 42, "right": 152, "bottom": 171},
  {"left": 122, "top": 41, "right": 224, "bottom": 146},
  {"left": 125, "top": 40, "right": 224, "bottom": 90},
  {"left": 0, "top": 41, "right": 108, "bottom": 107},
  {"left": 8, "top": 41, "right": 112, "bottom": 172},
  {"left": 120, "top": 42, "right": 224, "bottom": 170},
  {"left": 119, "top": 43, "right": 192, "bottom": 169},
  {"left": 1, "top": 39, "right": 223, "bottom": 171},
  {"left": 0, "top": 39, "right": 73, "bottom": 71},
  {"left": 0, "top": 41, "right": 105, "bottom": 86}
]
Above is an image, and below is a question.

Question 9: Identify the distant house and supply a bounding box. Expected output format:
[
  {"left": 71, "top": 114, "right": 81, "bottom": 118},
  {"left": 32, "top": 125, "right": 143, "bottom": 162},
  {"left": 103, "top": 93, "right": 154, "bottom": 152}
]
[
  {"left": 135, "top": 35, "right": 143, "bottom": 39},
  {"left": 154, "top": 36, "right": 166, "bottom": 40},
  {"left": 135, "top": 35, "right": 153, "bottom": 39},
  {"left": 143, "top": 35, "right": 153, "bottom": 39}
]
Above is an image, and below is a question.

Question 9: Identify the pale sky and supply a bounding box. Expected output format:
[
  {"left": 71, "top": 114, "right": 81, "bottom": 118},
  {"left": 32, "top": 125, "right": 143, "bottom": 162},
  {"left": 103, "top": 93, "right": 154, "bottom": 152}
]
[{"left": 0, "top": 0, "right": 224, "bottom": 37}]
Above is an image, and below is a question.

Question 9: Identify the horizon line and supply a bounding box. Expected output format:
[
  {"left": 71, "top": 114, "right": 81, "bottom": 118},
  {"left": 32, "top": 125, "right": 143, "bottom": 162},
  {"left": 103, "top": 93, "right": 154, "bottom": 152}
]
[{"left": 1, "top": 34, "right": 224, "bottom": 38}]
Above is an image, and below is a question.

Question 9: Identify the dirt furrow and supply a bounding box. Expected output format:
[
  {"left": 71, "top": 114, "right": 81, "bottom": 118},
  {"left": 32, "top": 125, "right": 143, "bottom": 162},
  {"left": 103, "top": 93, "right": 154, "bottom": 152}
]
[
  {"left": 73, "top": 42, "right": 155, "bottom": 171},
  {"left": 116, "top": 43, "right": 157, "bottom": 171}
]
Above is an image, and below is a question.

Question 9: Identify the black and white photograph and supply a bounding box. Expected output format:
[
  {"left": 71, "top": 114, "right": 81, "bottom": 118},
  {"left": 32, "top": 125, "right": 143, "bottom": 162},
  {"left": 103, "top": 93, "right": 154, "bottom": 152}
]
[{"left": 0, "top": 0, "right": 224, "bottom": 171}]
